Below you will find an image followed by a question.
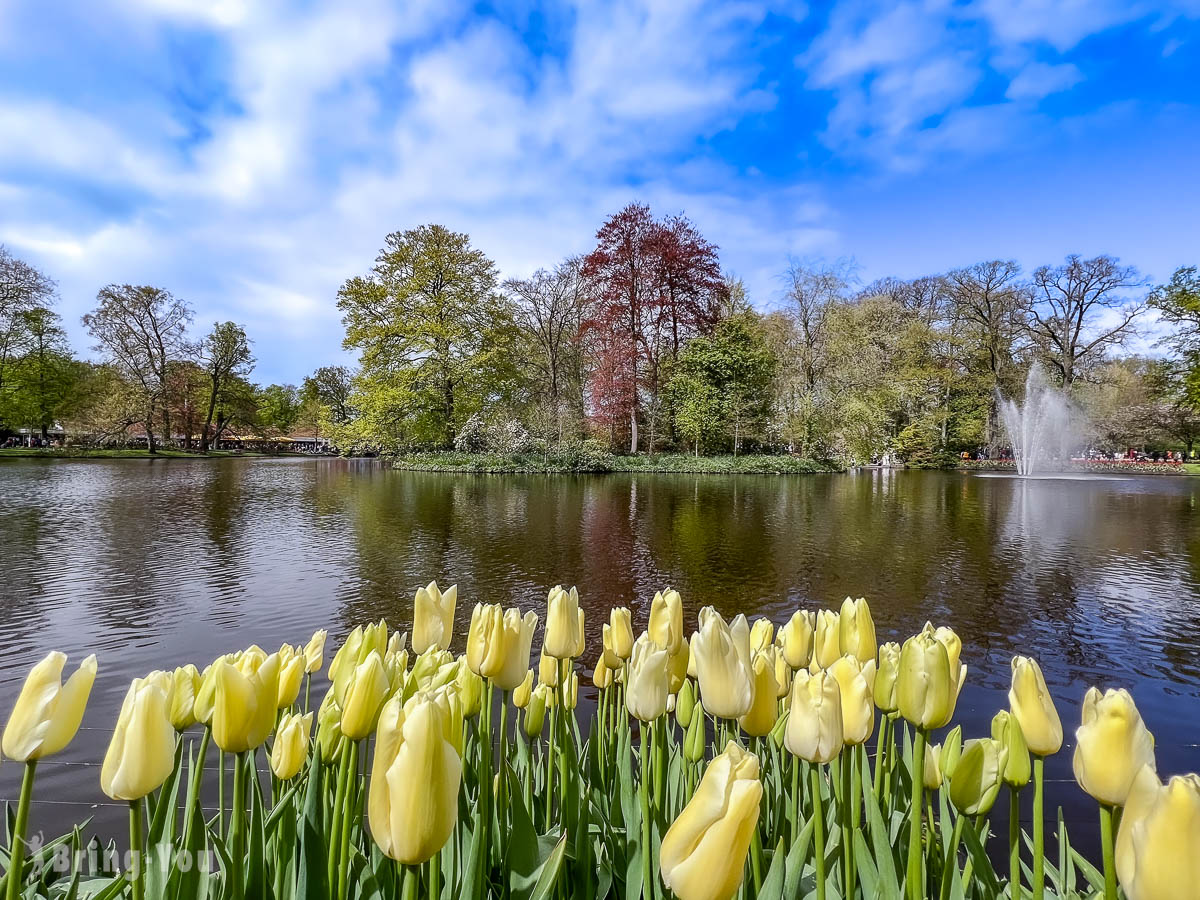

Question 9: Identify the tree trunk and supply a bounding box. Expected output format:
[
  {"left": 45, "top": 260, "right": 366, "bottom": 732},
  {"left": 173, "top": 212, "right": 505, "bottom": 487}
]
[
  {"left": 200, "top": 379, "right": 220, "bottom": 452},
  {"left": 629, "top": 409, "right": 638, "bottom": 454},
  {"left": 146, "top": 399, "right": 158, "bottom": 455}
]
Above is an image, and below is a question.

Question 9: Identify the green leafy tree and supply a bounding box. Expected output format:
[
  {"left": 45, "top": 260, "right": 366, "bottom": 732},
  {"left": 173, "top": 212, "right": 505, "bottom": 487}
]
[
  {"left": 8, "top": 307, "right": 78, "bottom": 440},
  {"left": 257, "top": 383, "right": 301, "bottom": 435},
  {"left": 338, "top": 225, "right": 518, "bottom": 450},
  {"left": 199, "top": 322, "right": 254, "bottom": 450}
]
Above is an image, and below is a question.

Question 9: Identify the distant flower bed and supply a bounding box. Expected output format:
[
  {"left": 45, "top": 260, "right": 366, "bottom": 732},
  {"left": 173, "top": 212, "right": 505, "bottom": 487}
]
[
  {"left": 957, "top": 459, "right": 1188, "bottom": 475},
  {"left": 390, "top": 450, "right": 841, "bottom": 475}
]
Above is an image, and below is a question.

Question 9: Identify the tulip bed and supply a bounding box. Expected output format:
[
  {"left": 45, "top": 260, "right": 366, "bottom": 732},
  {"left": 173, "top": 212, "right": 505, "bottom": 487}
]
[{"left": 1, "top": 585, "right": 1196, "bottom": 900}]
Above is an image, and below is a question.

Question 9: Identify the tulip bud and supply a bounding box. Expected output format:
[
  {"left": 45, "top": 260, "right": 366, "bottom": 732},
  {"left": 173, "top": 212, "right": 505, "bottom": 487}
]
[
  {"left": 1072, "top": 687, "right": 1155, "bottom": 806},
  {"left": 949, "top": 738, "right": 1008, "bottom": 816},
  {"left": 592, "top": 654, "right": 614, "bottom": 690},
  {"left": 676, "top": 679, "right": 697, "bottom": 729},
  {"left": 538, "top": 650, "right": 561, "bottom": 689},
  {"left": 626, "top": 634, "right": 670, "bottom": 722},
  {"left": 990, "top": 710, "right": 1030, "bottom": 788},
  {"left": 169, "top": 665, "right": 202, "bottom": 731},
  {"left": 749, "top": 618, "right": 774, "bottom": 653},
  {"left": 368, "top": 694, "right": 462, "bottom": 865},
  {"left": 940, "top": 725, "right": 964, "bottom": 780},
  {"left": 692, "top": 608, "right": 753, "bottom": 720},
  {"left": 649, "top": 589, "right": 684, "bottom": 655},
  {"left": 777, "top": 610, "right": 814, "bottom": 669},
  {"left": 785, "top": 669, "right": 843, "bottom": 764},
  {"left": 513, "top": 669, "right": 534, "bottom": 709},
  {"left": 773, "top": 650, "right": 792, "bottom": 699},
  {"left": 455, "top": 662, "right": 483, "bottom": 718},
  {"left": 270, "top": 711, "right": 313, "bottom": 780},
  {"left": 897, "top": 630, "right": 958, "bottom": 730},
  {"left": 1116, "top": 765, "right": 1200, "bottom": 900},
  {"left": 565, "top": 672, "right": 578, "bottom": 710},
  {"left": 1008, "top": 656, "right": 1062, "bottom": 756},
  {"left": 213, "top": 652, "right": 280, "bottom": 753},
  {"left": 544, "top": 586, "right": 582, "bottom": 659},
  {"left": 813, "top": 609, "right": 841, "bottom": 669},
  {"left": 316, "top": 689, "right": 344, "bottom": 762},
  {"left": 607, "top": 607, "right": 634, "bottom": 659},
  {"left": 2, "top": 652, "right": 98, "bottom": 762},
  {"left": 660, "top": 741, "right": 763, "bottom": 900},
  {"left": 340, "top": 650, "right": 391, "bottom": 740},
  {"left": 304, "top": 629, "right": 328, "bottom": 674},
  {"left": 740, "top": 648, "right": 779, "bottom": 738},
  {"left": 839, "top": 597, "right": 876, "bottom": 663},
  {"left": 874, "top": 642, "right": 901, "bottom": 712},
  {"left": 683, "top": 701, "right": 706, "bottom": 763},
  {"left": 101, "top": 672, "right": 176, "bottom": 801},
  {"left": 194, "top": 658, "right": 228, "bottom": 726},
  {"left": 828, "top": 655, "right": 876, "bottom": 745},
  {"left": 329, "top": 627, "right": 365, "bottom": 697},
  {"left": 668, "top": 639, "right": 690, "bottom": 695},
  {"left": 412, "top": 581, "right": 457, "bottom": 655},
  {"left": 573, "top": 608, "right": 587, "bottom": 659},
  {"left": 924, "top": 742, "right": 944, "bottom": 789},
  {"left": 277, "top": 650, "right": 306, "bottom": 709},
  {"left": 524, "top": 684, "right": 551, "bottom": 737}
]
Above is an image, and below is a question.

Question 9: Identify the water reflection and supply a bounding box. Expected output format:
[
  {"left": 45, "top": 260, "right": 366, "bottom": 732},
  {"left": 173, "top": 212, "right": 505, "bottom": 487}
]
[{"left": 0, "top": 459, "right": 1198, "bottom": 838}]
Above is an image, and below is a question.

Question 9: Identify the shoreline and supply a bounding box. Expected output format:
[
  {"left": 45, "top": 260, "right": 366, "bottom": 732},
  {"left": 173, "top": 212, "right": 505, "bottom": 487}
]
[
  {"left": 0, "top": 448, "right": 314, "bottom": 460},
  {"left": 388, "top": 451, "right": 841, "bottom": 475}
]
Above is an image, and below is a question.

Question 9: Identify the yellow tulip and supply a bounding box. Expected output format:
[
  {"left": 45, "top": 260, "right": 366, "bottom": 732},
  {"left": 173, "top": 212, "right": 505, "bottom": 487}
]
[
  {"left": 949, "top": 738, "right": 1008, "bottom": 815},
  {"left": 169, "top": 664, "right": 201, "bottom": 731},
  {"left": 543, "top": 585, "right": 582, "bottom": 659},
  {"left": 648, "top": 589, "right": 684, "bottom": 655},
  {"left": 304, "top": 629, "right": 328, "bottom": 673},
  {"left": 100, "top": 671, "right": 176, "bottom": 801},
  {"left": 454, "top": 662, "right": 483, "bottom": 718},
  {"left": 2, "top": 651, "right": 97, "bottom": 762},
  {"left": 276, "top": 650, "right": 306, "bottom": 709},
  {"left": 873, "top": 641, "right": 901, "bottom": 712},
  {"left": 341, "top": 650, "right": 392, "bottom": 740},
  {"left": 1116, "top": 765, "right": 1200, "bottom": 900},
  {"left": 1008, "top": 656, "right": 1062, "bottom": 756},
  {"left": 668, "top": 639, "right": 690, "bottom": 695},
  {"left": 749, "top": 618, "right": 774, "bottom": 653},
  {"left": 991, "top": 710, "right": 1031, "bottom": 788},
  {"left": 592, "top": 654, "right": 614, "bottom": 689},
  {"left": 316, "top": 689, "right": 344, "bottom": 762},
  {"left": 1072, "top": 687, "right": 1155, "bottom": 806},
  {"left": 683, "top": 699, "right": 706, "bottom": 762},
  {"left": 368, "top": 693, "right": 462, "bottom": 865},
  {"left": 524, "top": 683, "right": 551, "bottom": 736},
  {"left": 193, "top": 655, "right": 235, "bottom": 726},
  {"left": 412, "top": 581, "right": 457, "bottom": 655},
  {"left": 924, "top": 742, "right": 944, "bottom": 789},
  {"left": 828, "top": 655, "right": 876, "bottom": 745},
  {"left": 475, "top": 606, "right": 538, "bottom": 691},
  {"left": 897, "top": 630, "right": 958, "bottom": 730},
  {"left": 676, "top": 679, "right": 697, "bottom": 728},
  {"left": 660, "top": 741, "right": 762, "bottom": 900},
  {"left": 839, "top": 597, "right": 876, "bottom": 663},
  {"left": 626, "top": 634, "right": 669, "bottom": 722},
  {"left": 213, "top": 653, "right": 280, "bottom": 753},
  {"left": 538, "top": 650, "right": 560, "bottom": 688},
  {"left": 408, "top": 647, "right": 454, "bottom": 694},
  {"left": 607, "top": 607, "right": 634, "bottom": 660},
  {"left": 513, "top": 669, "right": 534, "bottom": 709},
  {"left": 739, "top": 648, "right": 779, "bottom": 738},
  {"left": 813, "top": 609, "right": 841, "bottom": 669},
  {"left": 777, "top": 610, "right": 814, "bottom": 669},
  {"left": 692, "top": 608, "right": 753, "bottom": 719},
  {"left": 784, "top": 669, "right": 843, "bottom": 764},
  {"left": 270, "top": 711, "right": 313, "bottom": 780},
  {"left": 564, "top": 672, "right": 578, "bottom": 710}
]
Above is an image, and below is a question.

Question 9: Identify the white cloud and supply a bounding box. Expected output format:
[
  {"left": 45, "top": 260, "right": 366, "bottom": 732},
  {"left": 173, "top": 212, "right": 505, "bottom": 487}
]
[{"left": 1005, "top": 61, "right": 1084, "bottom": 100}]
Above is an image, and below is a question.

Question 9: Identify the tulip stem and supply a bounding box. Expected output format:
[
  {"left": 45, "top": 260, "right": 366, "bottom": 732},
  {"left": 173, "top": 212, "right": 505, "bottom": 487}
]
[
  {"left": 1009, "top": 786, "right": 1021, "bottom": 900},
  {"left": 1099, "top": 803, "right": 1117, "bottom": 900},
  {"left": 907, "top": 728, "right": 927, "bottom": 900},
  {"left": 218, "top": 749, "right": 226, "bottom": 839},
  {"left": 939, "top": 814, "right": 966, "bottom": 900},
  {"left": 399, "top": 864, "right": 419, "bottom": 900},
  {"left": 5, "top": 760, "right": 36, "bottom": 900},
  {"left": 1032, "top": 756, "right": 1045, "bottom": 900},
  {"left": 429, "top": 847, "right": 441, "bottom": 900},
  {"left": 328, "top": 745, "right": 352, "bottom": 891},
  {"left": 874, "top": 714, "right": 889, "bottom": 799},
  {"left": 639, "top": 727, "right": 653, "bottom": 900},
  {"left": 128, "top": 799, "right": 145, "bottom": 900},
  {"left": 337, "top": 740, "right": 359, "bottom": 900},
  {"left": 498, "top": 690, "right": 509, "bottom": 855},
  {"left": 790, "top": 755, "right": 800, "bottom": 846},
  {"left": 842, "top": 750, "right": 855, "bottom": 898},
  {"left": 230, "top": 752, "right": 246, "bottom": 900},
  {"left": 811, "top": 764, "right": 827, "bottom": 900}
]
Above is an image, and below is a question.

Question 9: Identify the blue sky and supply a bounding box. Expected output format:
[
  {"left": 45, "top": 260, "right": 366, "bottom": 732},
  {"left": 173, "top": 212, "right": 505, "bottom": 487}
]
[{"left": 2, "top": 0, "right": 1198, "bottom": 384}]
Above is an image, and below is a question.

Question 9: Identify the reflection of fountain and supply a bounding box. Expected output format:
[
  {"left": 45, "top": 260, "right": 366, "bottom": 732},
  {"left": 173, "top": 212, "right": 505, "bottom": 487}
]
[{"left": 998, "top": 367, "right": 1079, "bottom": 476}]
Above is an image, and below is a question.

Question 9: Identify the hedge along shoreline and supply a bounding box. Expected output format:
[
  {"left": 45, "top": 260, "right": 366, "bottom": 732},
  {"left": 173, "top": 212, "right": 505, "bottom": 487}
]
[{"left": 389, "top": 451, "right": 842, "bottom": 475}]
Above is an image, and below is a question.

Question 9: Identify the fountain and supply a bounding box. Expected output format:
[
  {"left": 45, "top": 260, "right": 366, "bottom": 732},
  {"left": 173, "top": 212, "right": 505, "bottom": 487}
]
[{"left": 997, "top": 366, "right": 1079, "bottom": 476}]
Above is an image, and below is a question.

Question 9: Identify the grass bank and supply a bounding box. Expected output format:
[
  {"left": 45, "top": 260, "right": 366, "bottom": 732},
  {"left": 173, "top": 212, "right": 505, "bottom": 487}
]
[
  {"left": 390, "top": 450, "right": 841, "bottom": 474},
  {"left": 0, "top": 447, "right": 303, "bottom": 459}
]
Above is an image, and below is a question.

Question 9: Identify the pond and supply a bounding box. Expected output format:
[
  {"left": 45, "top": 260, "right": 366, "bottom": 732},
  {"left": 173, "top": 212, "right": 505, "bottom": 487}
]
[{"left": 1, "top": 458, "right": 1198, "bottom": 845}]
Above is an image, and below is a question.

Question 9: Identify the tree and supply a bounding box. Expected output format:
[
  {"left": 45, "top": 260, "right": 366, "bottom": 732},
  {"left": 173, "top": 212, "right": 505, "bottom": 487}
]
[
  {"left": 1024, "top": 255, "right": 1145, "bottom": 385},
  {"left": 504, "top": 257, "right": 590, "bottom": 441},
  {"left": 257, "top": 384, "right": 301, "bottom": 435},
  {"left": 1149, "top": 266, "right": 1200, "bottom": 358},
  {"left": 652, "top": 214, "right": 724, "bottom": 358},
  {"left": 82, "top": 285, "right": 194, "bottom": 453},
  {"left": 199, "top": 322, "right": 254, "bottom": 450},
  {"left": 0, "top": 246, "right": 56, "bottom": 423},
  {"left": 338, "top": 225, "right": 518, "bottom": 449},
  {"left": 9, "top": 307, "right": 77, "bottom": 440},
  {"left": 301, "top": 365, "right": 355, "bottom": 432}
]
